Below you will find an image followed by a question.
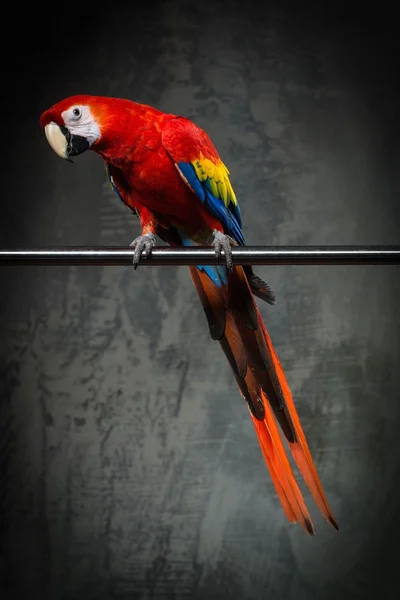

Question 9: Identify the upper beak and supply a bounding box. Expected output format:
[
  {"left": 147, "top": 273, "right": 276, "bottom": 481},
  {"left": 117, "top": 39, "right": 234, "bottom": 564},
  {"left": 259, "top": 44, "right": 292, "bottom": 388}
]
[
  {"left": 44, "top": 122, "right": 90, "bottom": 161},
  {"left": 44, "top": 122, "right": 69, "bottom": 159}
]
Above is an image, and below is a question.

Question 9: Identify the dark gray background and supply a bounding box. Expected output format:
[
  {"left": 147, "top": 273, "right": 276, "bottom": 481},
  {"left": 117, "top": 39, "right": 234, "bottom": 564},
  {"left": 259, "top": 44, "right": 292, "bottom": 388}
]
[{"left": 1, "top": 1, "right": 400, "bottom": 598}]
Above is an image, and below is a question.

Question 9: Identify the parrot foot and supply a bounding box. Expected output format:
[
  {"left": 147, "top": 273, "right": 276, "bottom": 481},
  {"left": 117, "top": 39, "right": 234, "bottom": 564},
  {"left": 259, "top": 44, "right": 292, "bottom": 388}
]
[
  {"left": 211, "top": 230, "right": 237, "bottom": 271},
  {"left": 130, "top": 233, "right": 157, "bottom": 269}
]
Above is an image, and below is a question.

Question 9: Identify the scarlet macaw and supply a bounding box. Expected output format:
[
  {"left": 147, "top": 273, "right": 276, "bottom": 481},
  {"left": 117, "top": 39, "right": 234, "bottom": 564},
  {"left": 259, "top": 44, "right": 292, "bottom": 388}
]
[{"left": 40, "top": 96, "right": 338, "bottom": 534}]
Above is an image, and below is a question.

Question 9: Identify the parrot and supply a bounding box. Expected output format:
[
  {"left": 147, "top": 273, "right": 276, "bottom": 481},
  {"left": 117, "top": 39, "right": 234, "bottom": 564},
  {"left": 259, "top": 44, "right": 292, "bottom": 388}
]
[{"left": 40, "top": 95, "right": 338, "bottom": 535}]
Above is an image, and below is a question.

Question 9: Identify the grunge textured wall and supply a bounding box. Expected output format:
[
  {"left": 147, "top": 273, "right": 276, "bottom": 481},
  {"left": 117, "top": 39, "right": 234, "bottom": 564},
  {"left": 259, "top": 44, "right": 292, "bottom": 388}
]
[{"left": 1, "top": 1, "right": 400, "bottom": 598}]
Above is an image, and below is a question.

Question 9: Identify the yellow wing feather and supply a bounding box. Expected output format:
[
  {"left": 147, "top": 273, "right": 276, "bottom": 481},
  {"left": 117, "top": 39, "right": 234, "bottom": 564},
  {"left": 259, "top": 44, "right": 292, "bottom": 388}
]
[{"left": 192, "top": 153, "right": 237, "bottom": 208}]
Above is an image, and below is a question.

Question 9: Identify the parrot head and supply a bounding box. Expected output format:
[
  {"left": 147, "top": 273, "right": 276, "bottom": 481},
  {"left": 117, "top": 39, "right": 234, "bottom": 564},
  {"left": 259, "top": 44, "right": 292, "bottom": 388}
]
[{"left": 40, "top": 95, "right": 131, "bottom": 161}]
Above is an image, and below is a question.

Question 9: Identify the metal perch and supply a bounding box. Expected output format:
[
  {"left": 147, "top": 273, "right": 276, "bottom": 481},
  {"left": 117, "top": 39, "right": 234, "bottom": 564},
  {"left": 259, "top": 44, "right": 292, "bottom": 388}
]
[{"left": 0, "top": 246, "right": 399, "bottom": 266}]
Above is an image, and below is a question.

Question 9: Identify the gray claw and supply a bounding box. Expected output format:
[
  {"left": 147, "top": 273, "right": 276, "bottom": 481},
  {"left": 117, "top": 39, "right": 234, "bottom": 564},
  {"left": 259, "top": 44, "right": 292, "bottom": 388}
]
[
  {"left": 130, "top": 233, "right": 156, "bottom": 269},
  {"left": 211, "top": 230, "right": 237, "bottom": 270}
]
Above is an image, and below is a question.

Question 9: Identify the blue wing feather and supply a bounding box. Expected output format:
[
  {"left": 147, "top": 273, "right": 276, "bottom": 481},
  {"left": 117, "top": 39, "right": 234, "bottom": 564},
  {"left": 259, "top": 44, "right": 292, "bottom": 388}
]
[{"left": 177, "top": 162, "right": 245, "bottom": 246}]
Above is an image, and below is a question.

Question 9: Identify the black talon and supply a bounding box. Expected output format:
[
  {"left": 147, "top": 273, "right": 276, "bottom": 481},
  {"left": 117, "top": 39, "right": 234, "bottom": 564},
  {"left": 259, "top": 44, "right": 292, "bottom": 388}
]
[{"left": 130, "top": 233, "right": 156, "bottom": 269}]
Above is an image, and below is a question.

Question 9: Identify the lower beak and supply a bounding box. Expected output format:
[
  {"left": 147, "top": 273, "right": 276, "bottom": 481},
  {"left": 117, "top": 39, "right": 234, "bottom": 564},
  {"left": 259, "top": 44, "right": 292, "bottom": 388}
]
[{"left": 44, "top": 122, "right": 90, "bottom": 161}]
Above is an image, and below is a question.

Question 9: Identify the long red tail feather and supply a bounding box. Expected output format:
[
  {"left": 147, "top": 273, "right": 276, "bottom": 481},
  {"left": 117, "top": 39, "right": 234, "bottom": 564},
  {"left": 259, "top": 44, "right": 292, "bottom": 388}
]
[
  {"left": 260, "top": 322, "right": 339, "bottom": 530},
  {"left": 190, "top": 265, "right": 338, "bottom": 534}
]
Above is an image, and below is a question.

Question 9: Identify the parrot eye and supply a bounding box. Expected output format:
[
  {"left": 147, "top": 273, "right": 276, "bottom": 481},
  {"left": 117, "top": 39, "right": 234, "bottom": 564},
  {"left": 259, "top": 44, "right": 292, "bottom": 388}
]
[{"left": 72, "top": 107, "right": 81, "bottom": 118}]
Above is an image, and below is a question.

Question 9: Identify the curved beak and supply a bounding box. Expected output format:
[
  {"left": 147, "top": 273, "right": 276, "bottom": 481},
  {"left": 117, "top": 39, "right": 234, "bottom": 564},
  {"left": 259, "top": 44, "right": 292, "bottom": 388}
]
[
  {"left": 44, "top": 122, "right": 90, "bottom": 161},
  {"left": 44, "top": 122, "right": 69, "bottom": 159}
]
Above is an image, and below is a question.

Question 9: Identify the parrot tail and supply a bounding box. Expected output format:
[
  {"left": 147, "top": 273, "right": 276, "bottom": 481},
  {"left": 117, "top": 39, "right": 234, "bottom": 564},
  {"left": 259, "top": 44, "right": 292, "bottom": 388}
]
[{"left": 190, "top": 265, "right": 338, "bottom": 535}]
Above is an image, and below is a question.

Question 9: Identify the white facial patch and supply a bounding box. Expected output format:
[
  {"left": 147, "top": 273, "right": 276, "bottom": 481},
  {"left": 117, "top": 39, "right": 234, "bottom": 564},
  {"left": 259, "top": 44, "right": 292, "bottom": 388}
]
[{"left": 61, "top": 104, "right": 101, "bottom": 146}]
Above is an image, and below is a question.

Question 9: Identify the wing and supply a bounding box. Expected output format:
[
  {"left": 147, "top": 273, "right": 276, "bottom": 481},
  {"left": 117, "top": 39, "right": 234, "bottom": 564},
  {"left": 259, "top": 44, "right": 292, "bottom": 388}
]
[
  {"left": 162, "top": 117, "right": 245, "bottom": 246},
  {"left": 106, "top": 163, "right": 183, "bottom": 247},
  {"left": 106, "top": 163, "right": 137, "bottom": 215}
]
